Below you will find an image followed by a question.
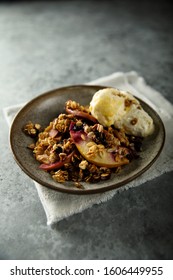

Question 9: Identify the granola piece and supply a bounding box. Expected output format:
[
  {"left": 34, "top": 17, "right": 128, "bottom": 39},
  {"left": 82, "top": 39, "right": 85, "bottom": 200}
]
[
  {"left": 53, "top": 114, "right": 71, "bottom": 133},
  {"left": 36, "top": 154, "right": 51, "bottom": 164},
  {"left": 65, "top": 100, "right": 89, "bottom": 113},
  {"left": 23, "top": 121, "right": 41, "bottom": 137},
  {"left": 113, "top": 129, "right": 129, "bottom": 146},
  {"left": 52, "top": 170, "right": 69, "bottom": 183}
]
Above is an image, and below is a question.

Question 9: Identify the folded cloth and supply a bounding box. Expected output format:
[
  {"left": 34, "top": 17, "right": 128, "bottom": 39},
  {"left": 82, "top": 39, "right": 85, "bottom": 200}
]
[{"left": 3, "top": 71, "right": 173, "bottom": 226}]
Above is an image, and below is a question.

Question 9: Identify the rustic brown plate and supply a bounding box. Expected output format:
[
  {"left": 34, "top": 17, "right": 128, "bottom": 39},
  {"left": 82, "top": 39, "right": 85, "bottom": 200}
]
[{"left": 10, "top": 85, "right": 165, "bottom": 194}]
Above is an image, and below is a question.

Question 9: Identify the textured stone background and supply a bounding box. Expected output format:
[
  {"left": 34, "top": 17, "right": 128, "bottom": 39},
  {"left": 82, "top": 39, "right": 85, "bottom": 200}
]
[{"left": 0, "top": 0, "right": 173, "bottom": 259}]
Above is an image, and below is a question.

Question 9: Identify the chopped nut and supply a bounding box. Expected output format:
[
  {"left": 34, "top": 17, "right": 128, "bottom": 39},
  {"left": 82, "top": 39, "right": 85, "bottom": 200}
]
[
  {"left": 101, "top": 173, "right": 111, "bottom": 180},
  {"left": 97, "top": 124, "right": 103, "bottom": 133},
  {"left": 81, "top": 134, "right": 86, "bottom": 140},
  {"left": 87, "top": 131, "right": 95, "bottom": 139},
  {"left": 88, "top": 144, "right": 97, "bottom": 154},
  {"left": 84, "top": 125, "right": 91, "bottom": 133},
  {"left": 35, "top": 123, "right": 41, "bottom": 130},
  {"left": 27, "top": 143, "right": 35, "bottom": 150},
  {"left": 30, "top": 128, "right": 37, "bottom": 135},
  {"left": 79, "top": 160, "right": 88, "bottom": 170},
  {"left": 87, "top": 141, "right": 96, "bottom": 147},
  {"left": 130, "top": 118, "right": 138, "bottom": 125},
  {"left": 59, "top": 153, "right": 67, "bottom": 161},
  {"left": 88, "top": 164, "right": 98, "bottom": 173},
  {"left": 125, "top": 98, "right": 133, "bottom": 107},
  {"left": 107, "top": 147, "right": 117, "bottom": 153},
  {"left": 85, "top": 174, "right": 93, "bottom": 182},
  {"left": 74, "top": 182, "right": 84, "bottom": 188},
  {"left": 76, "top": 120, "right": 83, "bottom": 127}
]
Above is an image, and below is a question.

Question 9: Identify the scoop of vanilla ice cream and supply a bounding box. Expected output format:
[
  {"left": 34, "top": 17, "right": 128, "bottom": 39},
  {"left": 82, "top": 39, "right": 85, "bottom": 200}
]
[
  {"left": 89, "top": 88, "right": 154, "bottom": 137},
  {"left": 115, "top": 103, "right": 154, "bottom": 137},
  {"left": 89, "top": 88, "right": 135, "bottom": 127}
]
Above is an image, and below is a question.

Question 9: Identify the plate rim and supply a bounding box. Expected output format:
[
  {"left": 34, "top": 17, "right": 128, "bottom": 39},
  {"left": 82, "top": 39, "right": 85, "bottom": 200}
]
[{"left": 10, "top": 84, "right": 166, "bottom": 195}]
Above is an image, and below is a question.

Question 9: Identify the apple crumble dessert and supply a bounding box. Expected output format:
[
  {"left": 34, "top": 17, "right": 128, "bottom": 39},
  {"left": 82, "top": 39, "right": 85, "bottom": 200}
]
[{"left": 23, "top": 88, "right": 154, "bottom": 188}]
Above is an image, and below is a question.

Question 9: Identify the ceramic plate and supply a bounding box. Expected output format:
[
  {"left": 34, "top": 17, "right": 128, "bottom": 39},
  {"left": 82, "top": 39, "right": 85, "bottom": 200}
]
[{"left": 10, "top": 85, "right": 165, "bottom": 194}]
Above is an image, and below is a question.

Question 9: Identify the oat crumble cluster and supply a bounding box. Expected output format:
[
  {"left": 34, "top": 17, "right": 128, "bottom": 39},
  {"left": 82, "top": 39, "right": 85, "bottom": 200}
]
[{"left": 24, "top": 100, "right": 142, "bottom": 188}]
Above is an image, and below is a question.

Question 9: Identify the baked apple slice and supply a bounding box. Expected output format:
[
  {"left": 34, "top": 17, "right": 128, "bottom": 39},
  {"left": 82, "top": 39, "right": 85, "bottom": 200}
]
[{"left": 70, "top": 129, "right": 129, "bottom": 168}]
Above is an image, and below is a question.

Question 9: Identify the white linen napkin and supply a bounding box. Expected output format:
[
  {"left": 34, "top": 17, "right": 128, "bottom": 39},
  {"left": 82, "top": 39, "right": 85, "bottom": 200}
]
[{"left": 3, "top": 71, "right": 173, "bottom": 226}]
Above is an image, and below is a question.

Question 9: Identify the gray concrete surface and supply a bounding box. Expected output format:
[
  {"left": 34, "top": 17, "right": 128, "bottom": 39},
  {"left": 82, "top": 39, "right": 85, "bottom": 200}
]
[{"left": 0, "top": 0, "right": 173, "bottom": 260}]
